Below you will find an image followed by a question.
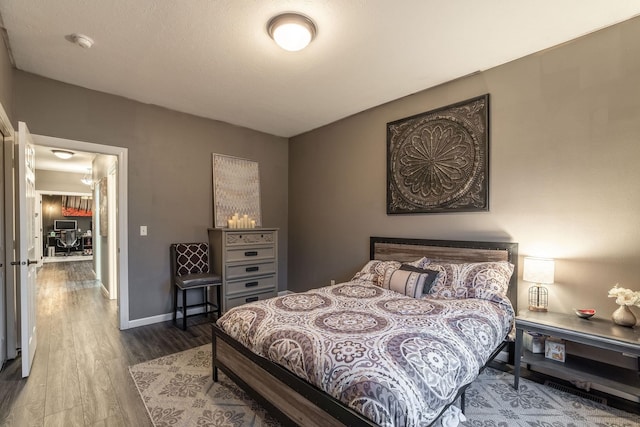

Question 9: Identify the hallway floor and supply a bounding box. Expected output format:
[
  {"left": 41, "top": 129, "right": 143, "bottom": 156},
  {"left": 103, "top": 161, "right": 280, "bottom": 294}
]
[{"left": 0, "top": 260, "right": 211, "bottom": 426}]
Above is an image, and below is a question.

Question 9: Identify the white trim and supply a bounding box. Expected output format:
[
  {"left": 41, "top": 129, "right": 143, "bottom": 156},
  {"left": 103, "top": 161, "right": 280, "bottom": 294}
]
[
  {"left": 32, "top": 134, "right": 130, "bottom": 330},
  {"left": 36, "top": 190, "right": 91, "bottom": 196},
  {"left": 277, "top": 290, "right": 292, "bottom": 296},
  {"left": 127, "top": 307, "right": 208, "bottom": 329},
  {"left": 128, "top": 312, "right": 174, "bottom": 329},
  {"left": 35, "top": 193, "right": 43, "bottom": 268},
  {"left": 43, "top": 255, "right": 93, "bottom": 263},
  {"left": 118, "top": 149, "right": 129, "bottom": 329},
  {"left": 1, "top": 103, "right": 17, "bottom": 363}
]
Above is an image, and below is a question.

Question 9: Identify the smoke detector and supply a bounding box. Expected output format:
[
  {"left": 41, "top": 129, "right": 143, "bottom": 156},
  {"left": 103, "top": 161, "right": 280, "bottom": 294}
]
[{"left": 69, "top": 33, "right": 94, "bottom": 49}]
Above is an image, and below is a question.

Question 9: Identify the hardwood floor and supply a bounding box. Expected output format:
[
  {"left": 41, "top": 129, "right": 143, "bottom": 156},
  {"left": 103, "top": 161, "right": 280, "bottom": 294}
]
[{"left": 0, "top": 261, "right": 212, "bottom": 427}]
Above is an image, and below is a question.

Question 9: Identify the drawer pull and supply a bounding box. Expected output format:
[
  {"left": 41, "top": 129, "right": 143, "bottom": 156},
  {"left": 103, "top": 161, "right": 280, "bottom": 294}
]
[
  {"left": 245, "top": 281, "right": 259, "bottom": 287},
  {"left": 244, "top": 251, "right": 258, "bottom": 257},
  {"left": 246, "top": 266, "right": 259, "bottom": 272},
  {"left": 246, "top": 296, "right": 259, "bottom": 303}
]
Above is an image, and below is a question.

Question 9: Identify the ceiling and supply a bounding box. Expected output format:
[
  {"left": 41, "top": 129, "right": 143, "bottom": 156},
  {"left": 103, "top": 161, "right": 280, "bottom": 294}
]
[
  {"left": 33, "top": 139, "right": 94, "bottom": 173},
  {"left": 1, "top": 1, "right": 640, "bottom": 139}
]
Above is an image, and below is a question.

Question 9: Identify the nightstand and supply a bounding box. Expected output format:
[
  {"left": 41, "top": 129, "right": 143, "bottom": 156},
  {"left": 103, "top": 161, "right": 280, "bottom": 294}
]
[{"left": 514, "top": 311, "right": 640, "bottom": 401}]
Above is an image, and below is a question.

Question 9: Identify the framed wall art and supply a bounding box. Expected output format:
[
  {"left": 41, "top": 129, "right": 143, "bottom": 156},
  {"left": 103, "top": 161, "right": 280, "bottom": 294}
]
[
  {"left": 212, "top": 154, "right": 262, "bottom": 228},
  {"left": 61, "top": 195, "right": 92, "bottom": 217},
  {"left": 387, "top": 94, "right": 489, "bottom": 214}
]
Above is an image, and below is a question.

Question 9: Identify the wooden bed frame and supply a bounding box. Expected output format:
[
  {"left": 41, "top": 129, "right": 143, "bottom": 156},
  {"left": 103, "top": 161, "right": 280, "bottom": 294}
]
[{"left": 212, "top": 237, "right": 519, "bottom": 427}]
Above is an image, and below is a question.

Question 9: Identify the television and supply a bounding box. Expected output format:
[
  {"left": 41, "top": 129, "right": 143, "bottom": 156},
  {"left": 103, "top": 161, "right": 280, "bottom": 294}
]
[{"left": 54, "top": 219, "right": 77, "bottom": 231}]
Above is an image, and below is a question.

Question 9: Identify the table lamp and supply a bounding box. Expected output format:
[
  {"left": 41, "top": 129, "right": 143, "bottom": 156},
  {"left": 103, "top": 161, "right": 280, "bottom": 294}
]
[{"left": 523, "top": 256, "right": 555, "bottom": 312}]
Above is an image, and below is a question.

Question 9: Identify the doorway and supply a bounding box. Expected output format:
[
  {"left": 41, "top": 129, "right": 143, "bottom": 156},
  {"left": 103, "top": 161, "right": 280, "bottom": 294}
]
[
  {"left": 32, "top": 134, "right": 130, "bottom": 329},
  {"left": 39, "top": 192, "right": 93, "bottom": 265}
]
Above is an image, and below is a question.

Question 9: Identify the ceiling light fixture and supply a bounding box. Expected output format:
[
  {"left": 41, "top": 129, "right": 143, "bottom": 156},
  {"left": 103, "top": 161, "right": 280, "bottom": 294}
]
[
  {"left": 69, "top": 33, "right": 94, "bottom": 49},
  {"left": 52, "top": 149, "right": 75, "bottom": 159},
  {"left": 268, "top": 13, "right": 316, "bottom": 52}
]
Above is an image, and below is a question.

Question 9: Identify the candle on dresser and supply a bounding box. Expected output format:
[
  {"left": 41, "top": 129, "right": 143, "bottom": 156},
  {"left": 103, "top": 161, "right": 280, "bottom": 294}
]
[{"left": 250, "top": 220, "right": 256, "bottom": 229}]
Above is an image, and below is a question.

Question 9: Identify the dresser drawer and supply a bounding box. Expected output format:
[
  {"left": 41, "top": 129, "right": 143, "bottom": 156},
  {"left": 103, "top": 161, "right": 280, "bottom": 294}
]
[
  {"left": 225, "top": 231, "right": 276, "bottom": 247},
  {"left": 226, "top": 289, "right": 278, "bottom": 310},
  {"left": 225, "top": 246, "right": 275, "bottom": 262},
  {"left": 226, "top": 275, "right": 276, "bottom": 296},
  {"left": 226, "top": 261, "right": 276, "bottom": 280}
]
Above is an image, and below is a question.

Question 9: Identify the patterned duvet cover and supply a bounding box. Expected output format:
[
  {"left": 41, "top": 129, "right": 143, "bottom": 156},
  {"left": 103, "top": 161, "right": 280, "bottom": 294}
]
[{"left": 216, "top": 281, "right": 514, "bottom": 426}]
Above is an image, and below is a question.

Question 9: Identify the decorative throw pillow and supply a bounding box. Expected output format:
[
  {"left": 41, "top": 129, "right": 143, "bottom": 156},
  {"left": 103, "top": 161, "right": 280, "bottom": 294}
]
[
  {"left": 399, "top": 264, "right": 440, "bottom": 294},
  {"left": 406, "top": 257, "right": 431, "bottom": 269},
  {"left": 351, "top": 260, "right": 401, "bottom": 287},
  {"left": 382, "top": 268, "right": 430, "bottom": 298},
  {"left": 425, "top": 261, "right": 514, "bottom": 300}
]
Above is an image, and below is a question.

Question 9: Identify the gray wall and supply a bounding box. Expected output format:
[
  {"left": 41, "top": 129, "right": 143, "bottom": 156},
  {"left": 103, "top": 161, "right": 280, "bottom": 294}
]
[
  {"left": 13, "top": 72, "right": 289, "bottom": 321},
  {"left": 288, "top": 17, "right": 640, "bottom": 317}
]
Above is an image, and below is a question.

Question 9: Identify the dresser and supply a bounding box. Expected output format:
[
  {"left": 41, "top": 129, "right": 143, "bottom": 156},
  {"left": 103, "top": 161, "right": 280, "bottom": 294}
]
[{"left": 208, "top": 228, "right": 278, "bottom": 312}]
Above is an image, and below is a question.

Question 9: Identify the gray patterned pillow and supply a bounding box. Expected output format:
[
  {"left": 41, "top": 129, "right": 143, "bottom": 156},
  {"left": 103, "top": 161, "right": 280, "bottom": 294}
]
[
  {"left": 406, "top": 256, "right": 431, "bottom": 269},
  {"left": 399, "top": 264, "right": 440, "bottom": 294},
  {"left": 424, "top": 261, "right": 514, "bottom": 300},
  {"left": 382, "top": 266, "right": 438, "bottom": 298}
]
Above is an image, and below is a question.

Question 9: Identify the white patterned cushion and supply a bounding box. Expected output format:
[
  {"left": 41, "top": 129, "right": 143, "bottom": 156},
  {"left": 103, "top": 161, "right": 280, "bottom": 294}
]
[
  {"left": 351, "top": 260, "right": 401, "bottom": 287},
  {"left": 406, "top": 257, "right": 431, "bottom": 269},
  {"left": 382, "top": 268, "right": 431, "bottom": 298},
  {"left": 425, "top": 261, "right": 514, "bottom": 300}
]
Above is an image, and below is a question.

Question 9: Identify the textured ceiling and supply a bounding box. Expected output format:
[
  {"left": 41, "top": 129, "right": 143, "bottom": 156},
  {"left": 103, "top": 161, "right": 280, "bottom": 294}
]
[{"left": 1, "top": 1, "right": 639, "bottom": 138}]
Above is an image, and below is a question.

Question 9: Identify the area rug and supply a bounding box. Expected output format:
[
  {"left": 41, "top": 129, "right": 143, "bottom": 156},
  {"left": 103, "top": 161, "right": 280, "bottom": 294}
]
[{"left": 130, "top": 345, "right": 640, "bottom": 427}]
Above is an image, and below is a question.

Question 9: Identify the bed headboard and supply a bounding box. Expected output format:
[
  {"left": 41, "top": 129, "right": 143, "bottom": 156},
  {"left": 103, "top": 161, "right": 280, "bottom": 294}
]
[{"left": 370, "top": 236, "right": 519, "bottom": 310}]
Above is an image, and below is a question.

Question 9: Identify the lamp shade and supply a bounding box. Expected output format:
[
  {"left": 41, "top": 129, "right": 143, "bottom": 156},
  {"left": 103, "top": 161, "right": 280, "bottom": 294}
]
[{"left": 523, "top": 257, "right": 555, "bottom": 284}]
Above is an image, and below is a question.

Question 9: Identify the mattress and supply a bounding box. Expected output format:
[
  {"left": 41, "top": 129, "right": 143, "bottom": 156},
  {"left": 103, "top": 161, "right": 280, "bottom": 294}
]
[{"left": 216, "top": 281, "right": 514, "bottom": 426}]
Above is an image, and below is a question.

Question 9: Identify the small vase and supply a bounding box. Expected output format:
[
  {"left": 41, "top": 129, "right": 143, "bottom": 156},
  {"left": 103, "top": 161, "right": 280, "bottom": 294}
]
[{"left": 612, "top": 305, "right": 637, "bottom": 327}]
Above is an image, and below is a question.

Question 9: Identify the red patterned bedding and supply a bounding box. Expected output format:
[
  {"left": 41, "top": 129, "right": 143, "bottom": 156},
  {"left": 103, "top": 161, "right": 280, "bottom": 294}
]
[{"left": 216, "top": 281, "right": 514, "bottom": 426}]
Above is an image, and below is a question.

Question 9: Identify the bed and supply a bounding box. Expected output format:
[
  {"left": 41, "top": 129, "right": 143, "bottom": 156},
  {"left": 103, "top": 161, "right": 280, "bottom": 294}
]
[{"left": 212, "top": 237, "right": 518, "bottom": 426}]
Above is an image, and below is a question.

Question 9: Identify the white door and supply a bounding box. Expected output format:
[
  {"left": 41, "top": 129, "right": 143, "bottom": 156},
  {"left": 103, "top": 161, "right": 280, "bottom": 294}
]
[{"left": 16, "top": 121, "right": 37, "bottom": 377}]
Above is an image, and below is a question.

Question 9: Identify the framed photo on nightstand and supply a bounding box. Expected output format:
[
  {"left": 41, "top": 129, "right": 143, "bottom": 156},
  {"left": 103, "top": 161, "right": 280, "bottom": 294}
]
[{"left": 545, "top": 338, "right": 566, "bottom": 362}]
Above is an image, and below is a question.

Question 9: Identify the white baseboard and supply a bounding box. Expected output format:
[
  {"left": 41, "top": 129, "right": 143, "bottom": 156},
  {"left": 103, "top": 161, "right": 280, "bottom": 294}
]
[
  {"left": 127, "top": 306, "right": 207, "bottom": 329},
  {"left": 278, "top": 290, "right": 292, "bottom": 296}
]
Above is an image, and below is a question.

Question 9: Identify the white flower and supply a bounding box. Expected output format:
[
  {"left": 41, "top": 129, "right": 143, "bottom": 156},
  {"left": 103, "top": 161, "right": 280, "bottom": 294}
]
[{"left": 608, "top": 284, "right": 640, "bottom": 307}]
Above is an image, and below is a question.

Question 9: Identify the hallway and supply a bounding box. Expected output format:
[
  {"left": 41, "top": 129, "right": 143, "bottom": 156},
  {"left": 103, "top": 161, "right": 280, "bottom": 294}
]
[{"left": 0, "top": 261, "right": 211, "bottom": 426}]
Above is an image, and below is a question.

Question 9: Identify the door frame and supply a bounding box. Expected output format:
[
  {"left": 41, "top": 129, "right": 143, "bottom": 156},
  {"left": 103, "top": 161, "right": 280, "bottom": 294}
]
[
  {"left": 0, "top": 105, "right": 10, "bottom": 366},
  {"left": 32, "top": 134, "right": 130, "bottom": 330},
  {"left": 0, "top": 104, "right": 16, "bottom": 360}
]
